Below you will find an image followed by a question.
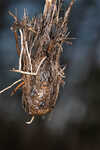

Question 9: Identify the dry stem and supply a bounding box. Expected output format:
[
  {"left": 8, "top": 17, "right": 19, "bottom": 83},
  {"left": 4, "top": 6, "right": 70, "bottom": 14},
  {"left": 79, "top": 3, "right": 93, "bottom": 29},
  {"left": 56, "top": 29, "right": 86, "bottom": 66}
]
[
  {"left": 0, "top": 79, "right": 22, "bottom": 94},
  {"left": 19, "top": 29, "right": 24, "bottom": 71},
  {"left": 25, "top": 41, "right": 33, "bottom": 72},
  {"left": 43, "top": 0, "right": 53, "bottom": 17},
  {"left": 26, "top": 116, "right": 34, "bottom": 124},
  {"left": 8, "top": 11, "right": 18, "bottom": 22},
  {"left": 63, "top": 0, "right": 75, "bottom": 24},
  {"left": 11, "top": 56, "right": 47, "bottom": 76}
]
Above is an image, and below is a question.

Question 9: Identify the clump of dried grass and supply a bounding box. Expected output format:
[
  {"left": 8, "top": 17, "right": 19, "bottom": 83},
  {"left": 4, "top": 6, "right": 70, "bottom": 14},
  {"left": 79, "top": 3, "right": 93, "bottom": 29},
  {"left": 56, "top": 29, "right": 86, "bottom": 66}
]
[
  {"left": 0, "top": 0, "right": 75, "bottom": 124},
  {"left": 0, "top": 0, "right": 74, "bottom": 94}
]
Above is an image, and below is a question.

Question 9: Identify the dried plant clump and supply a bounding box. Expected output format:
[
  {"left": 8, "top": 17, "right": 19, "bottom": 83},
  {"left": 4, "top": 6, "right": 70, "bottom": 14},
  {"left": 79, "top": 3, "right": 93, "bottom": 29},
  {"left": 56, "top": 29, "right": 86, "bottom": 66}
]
[{"left": 0, "top": 0, "right": 75, "bottom": 124}]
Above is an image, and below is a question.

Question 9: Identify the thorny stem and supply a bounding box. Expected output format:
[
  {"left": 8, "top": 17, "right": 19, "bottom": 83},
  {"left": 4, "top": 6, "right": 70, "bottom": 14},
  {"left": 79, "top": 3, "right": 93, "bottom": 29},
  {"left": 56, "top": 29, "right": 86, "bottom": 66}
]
[
  {"left": 11, "top": 56, "right": 47, "bottom": 76},
  {"left": 0, "top": 79, "right": 22, "bottom": 94}
]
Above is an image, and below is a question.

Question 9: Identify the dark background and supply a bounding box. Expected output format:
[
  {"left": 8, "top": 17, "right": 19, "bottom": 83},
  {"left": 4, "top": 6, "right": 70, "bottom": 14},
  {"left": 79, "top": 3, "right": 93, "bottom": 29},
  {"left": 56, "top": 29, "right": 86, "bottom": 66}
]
[{"left": 0, "top": 0, "right": 100, "bottom": 150}]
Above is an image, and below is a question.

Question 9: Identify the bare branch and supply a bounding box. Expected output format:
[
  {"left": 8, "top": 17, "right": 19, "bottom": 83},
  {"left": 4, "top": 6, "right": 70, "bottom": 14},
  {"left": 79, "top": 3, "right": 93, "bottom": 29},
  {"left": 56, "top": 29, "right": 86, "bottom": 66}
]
[
  {"left": 25, "top": 41, "right": 33, "bottom": 72},
  {"left": 64, "top": 0, "right": 75, "bottom": 23},
  {"left": 8, "top": 11, "right": 18, "bottom": 22},
  {"left": 26, "top": 116, "right": 34, "bottom": 125},
  {"left": 19, "top": 29, "right": 24, "bottom": 71},
  {"left": 11, "top": 56, "right": 47, "bottom": 76},
  {"left": 0, "top": 79, "right": 22, "bottom": 94}
]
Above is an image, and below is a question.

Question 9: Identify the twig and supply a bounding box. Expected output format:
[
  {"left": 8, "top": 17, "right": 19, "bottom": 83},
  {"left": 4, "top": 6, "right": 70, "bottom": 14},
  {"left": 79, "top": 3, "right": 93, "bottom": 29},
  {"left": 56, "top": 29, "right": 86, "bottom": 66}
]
[
  {"left": 26, "top": 116, "right": 34, "bottom": 124},
  {"left": 64, "top": 0, "right": 75, "bottom": 23},
  {"left": 56, "top": 0, "right": 62, "bottom": 22},
  {"left": 58, "top": 66, "right": 66, "bottom": 78},
  {"left": 19, "top": 29, "right": 24, "bottom": 71},
  {"left": 14, "top": 31, "right": 20, "bottom": 56},
  {"left": 58, "top": 72, "right": 65, "bottom": 78},
  {"left": 8, "top": 11, "right": 18, "bottom": 22},
  {"left": 11, "top": 70, "right": 36, "bottom": 75},
  {"left": 25, "top": 41, "right": 33, "bottom": 72},
  {"left": 43, "top": 0, "right": 52, "bottom": 17},
  {"left": 11, "top": 56, "right": 47, "bottom": 76},
  {"left": 0, "top": 79, "right": 22, "bottom": 94},
  {"left": 10, "top": 81, "right": 24, "bottom": 96}
]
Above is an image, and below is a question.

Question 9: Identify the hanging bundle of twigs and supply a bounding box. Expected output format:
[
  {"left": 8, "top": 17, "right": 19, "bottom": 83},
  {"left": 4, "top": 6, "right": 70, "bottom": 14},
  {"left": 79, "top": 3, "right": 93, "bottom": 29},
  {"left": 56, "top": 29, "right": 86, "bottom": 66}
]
[{"left": 0, "top": 0, "right": 75, "bottom": 124}]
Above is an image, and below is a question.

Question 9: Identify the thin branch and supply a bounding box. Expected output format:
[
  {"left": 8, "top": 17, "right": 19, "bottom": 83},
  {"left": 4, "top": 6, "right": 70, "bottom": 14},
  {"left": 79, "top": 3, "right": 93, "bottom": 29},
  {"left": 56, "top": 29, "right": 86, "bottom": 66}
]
[
  {"left": 19, "top": 29, "right": 24, "bottom": 71},
  {"left": 64, "top": 0, "right": 75, "bottom": 23},
  {"left": 25, "top": 41, "right": 33, "bottom": 72},
  {"left": 26, "top": 116, "right": 34, "bottom": 125},
  {"left": 14, "top": 31, "right": 20, "bottom": 56},
  {"left": 58, "top": 72, "right": 65, "bottom": 78},
  {"left": 8, "top": 11, "right": 18, "bottom": 22},
  {"left": 43, "top": 0, "right": 52, "bottom": 17},
  {"left": 58, "top": 66, "right": 66, "bottom": 78},
  {"left": 27, "top": 27, "right": 36, "bottom": 34},
  {"left": 10, "top": 81, "right": 24, "bottom": 96},
  {"left": 0, "top": 79, "right": 22, "bottom": 94},
  {"left": 11, "top": 56, "right": 47, "bottom": 76},
  {"left": 56, "top": 0, "right": 62, "bottom": 22}
]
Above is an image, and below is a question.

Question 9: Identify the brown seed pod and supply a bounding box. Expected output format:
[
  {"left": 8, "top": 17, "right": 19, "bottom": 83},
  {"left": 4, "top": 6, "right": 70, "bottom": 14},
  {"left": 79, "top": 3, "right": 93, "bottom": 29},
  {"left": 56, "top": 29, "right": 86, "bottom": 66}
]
[{"left": 0, "top": 0, "right": 75, "bottom": 124}]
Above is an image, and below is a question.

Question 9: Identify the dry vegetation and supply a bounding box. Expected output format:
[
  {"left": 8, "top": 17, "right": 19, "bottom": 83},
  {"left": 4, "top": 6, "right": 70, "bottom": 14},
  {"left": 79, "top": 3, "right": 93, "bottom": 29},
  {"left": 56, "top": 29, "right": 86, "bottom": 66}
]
[{"left": 0, "top": 0, "right": 75, "bottom": 124}]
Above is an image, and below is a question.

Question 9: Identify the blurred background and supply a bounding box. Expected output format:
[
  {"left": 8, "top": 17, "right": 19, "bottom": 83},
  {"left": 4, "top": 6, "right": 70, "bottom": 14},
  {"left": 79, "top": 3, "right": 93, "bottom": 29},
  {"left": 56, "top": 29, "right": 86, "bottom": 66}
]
[{"left": 0, "top": 0, "right": 100, "bottom": 150}]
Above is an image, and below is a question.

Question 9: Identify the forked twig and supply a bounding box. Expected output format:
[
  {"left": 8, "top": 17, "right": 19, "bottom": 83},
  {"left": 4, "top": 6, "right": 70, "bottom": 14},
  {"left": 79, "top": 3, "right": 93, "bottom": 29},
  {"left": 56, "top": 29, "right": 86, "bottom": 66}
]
[
  {"left": 11, "top": 56, "right": 47, "bottom": 76},
  {"left": 8, "top": 11, "right": 18, "bottom": 22},
  {"left": 0, "top": 79, "right": 22, "bottom": 94}
]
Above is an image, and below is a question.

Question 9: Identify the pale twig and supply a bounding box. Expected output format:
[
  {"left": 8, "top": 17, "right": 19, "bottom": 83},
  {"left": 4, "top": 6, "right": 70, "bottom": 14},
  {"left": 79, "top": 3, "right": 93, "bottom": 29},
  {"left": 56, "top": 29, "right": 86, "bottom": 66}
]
[
  {"left": 58, "top": 72, "right": 65, "bottom": 78},
  {"left": 30, "top": 33, "right": 38, "bottom": 54},
  {"left": 19, "top": 29, "right": 24, "bottom": 71},
  {"left": 8, "top": 11, "right": 18, "bottom": 22},
  {"left": 25, "top": 41, "right": 32, "bottom": 72},
  {"left": 43, "top": 0, "right": 52, "bottom": 17},
  {"left": 64, "top": 0, "right": 75, "bottom": 23},
  {"left": 58, "top": 66, "right": 66, "bottom": 78},
  {"left": 26, "top": 116, "right": 34, "bottom": 125},
  {"left": 11, "top": 56, "right": 47, "bottom": 76},
  {"left": 11, "top": 69, "right": 36, "bottom": 75},
  {"left": 56, "top": 0, "right": 62, "bottom": 22},
  {"left": 24, "top": 8, "right": 27, "bottom": 19},
  {"left": 27, "top": 27, "right": 36, "bottom": 34},
  {"left": 46, "top": 0, "right": 57, "bottom": 23},
  {"left": 0, "top": 79, "right": 22, "bottom": 94},
  {"left": 51, "top": 1, "right": 57, "bottom": 20},
  {"left": 66, "top": 31, "right": 70, "bottom": 38}
]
